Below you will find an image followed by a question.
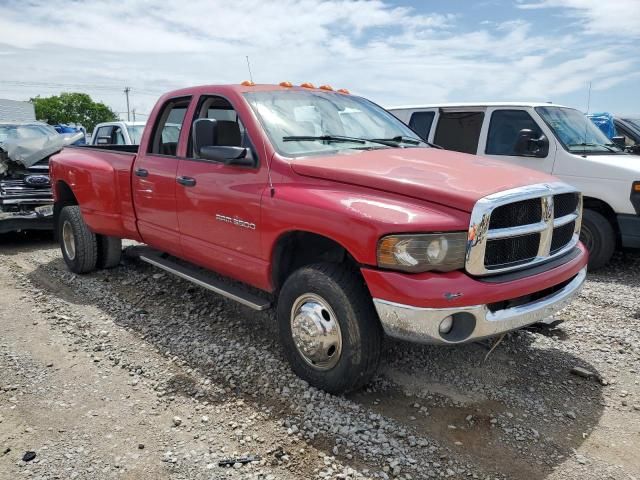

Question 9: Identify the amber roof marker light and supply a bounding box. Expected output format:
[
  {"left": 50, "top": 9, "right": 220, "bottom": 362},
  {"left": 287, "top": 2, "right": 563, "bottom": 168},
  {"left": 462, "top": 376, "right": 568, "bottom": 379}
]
[
  {"left": 241, "top": 80, "right": 255, "bottom": 86},
  {"left": 319, "top": 85, "right": 334, "bottom": 91},
  {"left": 337, "top": 88, "right": 350, "bottom": 94},
  {"left": 279, "top": 81, "right": 293, "bottom": 87},
  {"left": 300, "top": 82, "right": 316, "bottom": 89}
]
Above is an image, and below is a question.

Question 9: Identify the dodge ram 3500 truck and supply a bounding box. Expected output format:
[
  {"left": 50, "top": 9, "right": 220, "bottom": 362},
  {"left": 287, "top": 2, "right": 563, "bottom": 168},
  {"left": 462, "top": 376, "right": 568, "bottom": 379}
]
[{"left": 50, "top": 83, "right": 588, "bottom": 393}]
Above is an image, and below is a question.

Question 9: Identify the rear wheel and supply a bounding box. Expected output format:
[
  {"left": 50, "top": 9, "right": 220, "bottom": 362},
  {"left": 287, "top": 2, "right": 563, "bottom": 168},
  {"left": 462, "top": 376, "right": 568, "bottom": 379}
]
[
  {"left": 580, "top": 209, "right": 615, "bottom": 270},
  {"left": 277, "top": 263, "right": 382, "bottom": 394},
  {"left": 58, "top": 206, "right": 97, "bottom": 274},
  {"left": 97, "top": 235, "right": 122, "bottom": 269}
]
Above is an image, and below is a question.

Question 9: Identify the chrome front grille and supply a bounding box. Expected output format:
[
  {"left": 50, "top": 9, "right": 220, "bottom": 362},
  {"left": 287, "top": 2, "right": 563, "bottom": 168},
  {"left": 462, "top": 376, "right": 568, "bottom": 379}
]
[{"left": 466, "top": 183, "right": 582, "bottom": 276}]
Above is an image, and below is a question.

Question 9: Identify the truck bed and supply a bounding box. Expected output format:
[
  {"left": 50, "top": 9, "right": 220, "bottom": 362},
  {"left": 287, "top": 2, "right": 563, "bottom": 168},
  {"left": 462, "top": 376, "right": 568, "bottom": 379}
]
[{"left": 49, "top": 144, "right": 141, "bottom": 240}]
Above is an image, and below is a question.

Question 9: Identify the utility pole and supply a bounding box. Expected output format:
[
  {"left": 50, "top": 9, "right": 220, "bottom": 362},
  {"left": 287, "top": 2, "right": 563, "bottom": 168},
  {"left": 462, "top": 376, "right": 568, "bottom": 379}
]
[
  {"left": 124, "top": 87, "right": 131, "bottom": 122},
  {"left": 132, "top": 108, "right": 136, "bottom": 122}
]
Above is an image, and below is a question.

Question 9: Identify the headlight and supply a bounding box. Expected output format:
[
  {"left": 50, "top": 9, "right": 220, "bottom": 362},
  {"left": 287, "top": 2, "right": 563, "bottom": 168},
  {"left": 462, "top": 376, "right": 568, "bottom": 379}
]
[{"left": 377, "top": 233, "right": 467, "bottom": 273}]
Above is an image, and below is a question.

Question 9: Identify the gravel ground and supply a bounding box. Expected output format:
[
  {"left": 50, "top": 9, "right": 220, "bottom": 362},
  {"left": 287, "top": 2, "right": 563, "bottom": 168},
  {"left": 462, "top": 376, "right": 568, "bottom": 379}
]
[{"left": 0, "top": 231, "right": 639, "bottom": 480}]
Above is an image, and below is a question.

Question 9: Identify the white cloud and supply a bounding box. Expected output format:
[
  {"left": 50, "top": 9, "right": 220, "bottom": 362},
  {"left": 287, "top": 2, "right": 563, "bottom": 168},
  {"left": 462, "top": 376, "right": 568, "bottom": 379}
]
[
  {"left": 0, "top": 0, "right": 637, "bottom": 118},
  {"left": 517, "top": 0, "right": 640, "bottom": 38}
]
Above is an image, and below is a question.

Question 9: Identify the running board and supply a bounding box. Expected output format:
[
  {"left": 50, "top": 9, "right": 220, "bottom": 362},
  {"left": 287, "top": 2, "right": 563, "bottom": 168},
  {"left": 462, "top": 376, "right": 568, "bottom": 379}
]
[{"left": 137, "top": 250, "right": 271, "bottom": 311}]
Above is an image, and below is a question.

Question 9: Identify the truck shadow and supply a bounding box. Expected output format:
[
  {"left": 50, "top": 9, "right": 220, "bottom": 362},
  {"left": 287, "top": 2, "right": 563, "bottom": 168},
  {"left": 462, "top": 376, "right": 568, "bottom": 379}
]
[
  {"left": 0, "top": 230, "right": 55, "bottom": 255},
  {"left": 27, "top": 255, "right": 607, "bottom": 479}
]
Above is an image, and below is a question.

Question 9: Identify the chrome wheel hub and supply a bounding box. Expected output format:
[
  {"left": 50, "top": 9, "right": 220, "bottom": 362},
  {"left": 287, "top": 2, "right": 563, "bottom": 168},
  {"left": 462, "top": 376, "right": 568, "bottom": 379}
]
[
  {"left": 290, "top": 293, "right": 342, "bottom": 370},
  {"left": 62, "top": 220, "right": 76, "bottom": 260}
]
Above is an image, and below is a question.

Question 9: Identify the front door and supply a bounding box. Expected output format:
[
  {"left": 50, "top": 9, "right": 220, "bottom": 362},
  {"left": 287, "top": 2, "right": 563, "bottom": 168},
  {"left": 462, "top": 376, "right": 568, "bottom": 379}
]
[
  {"left": 480, "top": 107, "right": 556, "bottom": 173},
  {"left": 132, "top": 97, "right": 190, "bottom": 256},
  {"left": 175, "top": 94, "right": 269, "bottom": 289}
]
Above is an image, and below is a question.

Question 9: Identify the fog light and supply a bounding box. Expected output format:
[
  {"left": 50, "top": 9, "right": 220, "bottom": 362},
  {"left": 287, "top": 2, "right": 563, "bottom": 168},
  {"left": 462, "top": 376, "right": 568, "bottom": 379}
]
[{"left": 439, "top": 315, "right": 454, "bottom": 334}]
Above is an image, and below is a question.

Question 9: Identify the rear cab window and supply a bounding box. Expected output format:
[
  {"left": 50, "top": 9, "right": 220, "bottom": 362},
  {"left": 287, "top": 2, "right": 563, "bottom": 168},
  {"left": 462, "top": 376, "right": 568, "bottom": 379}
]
[
  {"left": 433, "top": 110, "right": 484, "bottom": 154},
  {"left": 486, "top": 110, "right": 543, "bottom": 156}
]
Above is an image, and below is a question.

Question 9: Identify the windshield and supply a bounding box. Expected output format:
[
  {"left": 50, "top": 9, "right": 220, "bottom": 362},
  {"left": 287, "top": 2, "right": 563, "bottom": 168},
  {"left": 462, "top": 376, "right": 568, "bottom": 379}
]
[
  {"left": 127, "top": 125, "right": 145, "bottom": 144},
  {"left": 535, "top": 106, "right": 622, "bottom": 154},
  {"left": 244, "top": 90, "right": 425, "bottom": 157},
  {"left": 623, "top": 118, "right": 640, "bottom": 131}
]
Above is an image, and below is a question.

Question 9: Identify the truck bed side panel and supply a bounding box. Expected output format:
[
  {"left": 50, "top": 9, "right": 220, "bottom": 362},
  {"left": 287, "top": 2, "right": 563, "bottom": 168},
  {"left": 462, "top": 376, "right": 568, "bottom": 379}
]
[{"left": 50, "top": 147, "right": 141, "bottom": 240}]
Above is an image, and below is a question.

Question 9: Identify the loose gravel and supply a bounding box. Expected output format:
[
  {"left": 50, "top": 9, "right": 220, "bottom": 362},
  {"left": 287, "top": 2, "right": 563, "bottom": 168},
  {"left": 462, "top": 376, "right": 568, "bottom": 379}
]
[{"left": 1, "top": 232, "right": 639, "bottom": 479}]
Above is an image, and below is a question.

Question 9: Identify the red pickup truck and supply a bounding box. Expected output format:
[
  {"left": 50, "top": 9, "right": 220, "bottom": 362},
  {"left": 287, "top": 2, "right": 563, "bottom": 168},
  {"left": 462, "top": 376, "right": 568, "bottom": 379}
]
[{"left": 50, "top": 83, "right": 588, "bottom": 393}]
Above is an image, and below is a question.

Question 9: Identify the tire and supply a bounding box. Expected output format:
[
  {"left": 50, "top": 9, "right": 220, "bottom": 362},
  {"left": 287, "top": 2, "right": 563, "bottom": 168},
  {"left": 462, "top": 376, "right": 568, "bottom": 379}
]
[
  {"left": 97, "top": 235, "right": 122, "bottom": 269},
  {"left": 580, "top": 209, "right": 616, "bottom": 270},
  {"left": 277, "top": 263, "right": 383, "bottom": 394},
  {"left": 58, "top": 205, "right": 98, "bottom": 274}
]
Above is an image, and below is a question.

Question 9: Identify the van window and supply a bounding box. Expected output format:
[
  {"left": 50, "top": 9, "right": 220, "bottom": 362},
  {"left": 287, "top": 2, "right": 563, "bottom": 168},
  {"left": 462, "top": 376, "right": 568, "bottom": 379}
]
[
  {"left": 408, "top": 111, "right": 435, "bottom": 141},
  {"left": 149, "top": 98, "right": 190, "bottom": 156},
  {"left": 486, "top": 110, "right": 543, "bottom": 156},
  {"left": 433, "top": 111, "right": 484, "bottom": 154}
]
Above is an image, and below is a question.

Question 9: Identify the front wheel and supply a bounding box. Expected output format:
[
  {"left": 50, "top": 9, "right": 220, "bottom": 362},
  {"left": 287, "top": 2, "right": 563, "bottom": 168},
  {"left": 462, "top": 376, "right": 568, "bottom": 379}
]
[
  {"left": 58, "top": 205, "right": 98, "bottom": 274},
  {"left": 580, "top": 209, "right": 616, "bottom": 270},
  {"left": 277, "top": 263, "right": 383, "bottom": 394}
]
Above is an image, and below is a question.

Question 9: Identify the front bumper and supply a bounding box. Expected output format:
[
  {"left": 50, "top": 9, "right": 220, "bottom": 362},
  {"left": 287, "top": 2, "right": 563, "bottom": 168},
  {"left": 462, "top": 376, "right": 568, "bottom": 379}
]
[
  {"left": 0, "top": 207, "right": 54, "bottom": 234},
  {"left": 618, "top": 214, "right": 640, "bottom": 249},
  {"left": 374, "top": 267, "right": 586, "bottom": 344}
]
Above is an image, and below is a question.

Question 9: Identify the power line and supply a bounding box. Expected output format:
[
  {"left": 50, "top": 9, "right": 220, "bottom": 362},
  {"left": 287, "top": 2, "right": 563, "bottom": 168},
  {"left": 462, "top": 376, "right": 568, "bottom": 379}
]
[{"left": 0, "top": 80, "right": 164, "bottom": 97}]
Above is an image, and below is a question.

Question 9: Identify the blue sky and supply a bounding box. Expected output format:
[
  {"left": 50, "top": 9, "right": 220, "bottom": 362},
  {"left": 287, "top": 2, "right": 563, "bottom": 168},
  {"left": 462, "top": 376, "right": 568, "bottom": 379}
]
[{"left": 0, "top": 0, "right": 638, "bottom": 119}]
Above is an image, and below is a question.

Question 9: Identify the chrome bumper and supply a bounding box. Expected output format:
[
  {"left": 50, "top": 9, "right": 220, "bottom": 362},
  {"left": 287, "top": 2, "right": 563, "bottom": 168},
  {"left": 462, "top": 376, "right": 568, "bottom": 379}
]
[{"left": 373, "top": 267, "right": 587, "bottom": 344}]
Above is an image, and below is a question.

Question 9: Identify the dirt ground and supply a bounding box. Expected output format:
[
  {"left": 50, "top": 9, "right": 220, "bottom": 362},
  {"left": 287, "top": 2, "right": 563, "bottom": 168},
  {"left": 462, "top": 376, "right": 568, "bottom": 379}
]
[{"left": 1, "top": 231, "right": 639, "bottom": 480}]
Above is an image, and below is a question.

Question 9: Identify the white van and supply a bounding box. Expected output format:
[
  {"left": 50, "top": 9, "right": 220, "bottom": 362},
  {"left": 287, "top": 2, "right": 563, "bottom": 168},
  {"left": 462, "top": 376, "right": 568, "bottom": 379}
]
[{"left": 389, "top": 103, "right": 640, "bottom": 269}]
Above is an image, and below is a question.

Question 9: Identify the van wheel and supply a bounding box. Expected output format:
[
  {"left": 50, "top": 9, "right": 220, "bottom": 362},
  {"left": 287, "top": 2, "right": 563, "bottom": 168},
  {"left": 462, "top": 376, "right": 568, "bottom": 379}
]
[
  {"left": 277, "top": 263, "right": 383, "bottom": 394},
  {"left": 580, "top": 209, "right": 615, "bottom": 270},
  {"left": 58, "top": 206, "right": 97, "bottom": 274},
  {"left": 97, "top": 235, "right": 122, "bottom": 269}
]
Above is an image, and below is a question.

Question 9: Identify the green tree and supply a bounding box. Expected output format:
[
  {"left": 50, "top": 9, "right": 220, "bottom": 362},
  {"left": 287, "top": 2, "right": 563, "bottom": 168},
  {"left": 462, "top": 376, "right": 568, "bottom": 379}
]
[{"left": 31, "top": 92, "right": 118, "bottom": 133}]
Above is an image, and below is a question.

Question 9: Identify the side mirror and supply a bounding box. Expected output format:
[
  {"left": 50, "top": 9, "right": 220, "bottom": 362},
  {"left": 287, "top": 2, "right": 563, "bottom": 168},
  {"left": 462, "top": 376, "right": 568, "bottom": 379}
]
[
  {"left": 193, "top": 118, "right": 255, "bottom": 166},
  {"left": 199, "top": 145, "right": 254, "bottom": 166},
  {"left": 514, "top": 129, "right": 549, "bottom": 158},
  {"left": 611, "top": 136, "right": 626, "bottom": 148},
  {"left": 193, "top": 118, "right": 217, "bottom": 157},
  {"left": 96, "top": 136, "right": 110, "bottom": 145}
]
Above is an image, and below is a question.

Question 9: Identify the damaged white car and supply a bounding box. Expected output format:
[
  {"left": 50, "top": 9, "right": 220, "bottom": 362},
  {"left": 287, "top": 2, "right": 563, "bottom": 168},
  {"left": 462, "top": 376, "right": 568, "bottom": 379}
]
[{"left": 0, "top": 122, "right": 82, "bottom": 233}]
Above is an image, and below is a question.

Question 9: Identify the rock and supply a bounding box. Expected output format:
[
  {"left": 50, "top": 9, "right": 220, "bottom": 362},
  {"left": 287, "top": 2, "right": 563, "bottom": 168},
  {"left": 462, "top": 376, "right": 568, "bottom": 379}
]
[
  {"left": 566, "top": 411, "right": 577, "bottom": 420},
  {"left": 570, "top": 367, "right": 594, "bottom": 379},
  {"left": 22, "top": 451, "right": 36, "bottom": 462},
  {"left": 138, "top": 444, "right": 145, "bottom": 450},
  {"left": 172, "top": 416, "right": 182, "bottom": 426}
]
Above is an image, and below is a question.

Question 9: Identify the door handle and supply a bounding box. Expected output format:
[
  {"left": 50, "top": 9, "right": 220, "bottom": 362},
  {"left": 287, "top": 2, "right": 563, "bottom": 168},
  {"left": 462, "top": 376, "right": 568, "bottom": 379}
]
[
  {"left": 134, "top": 168, "right": 148, "bottom": 177},
  {"left": 177, "top": 176, "right": 196, "bottom": 187}
]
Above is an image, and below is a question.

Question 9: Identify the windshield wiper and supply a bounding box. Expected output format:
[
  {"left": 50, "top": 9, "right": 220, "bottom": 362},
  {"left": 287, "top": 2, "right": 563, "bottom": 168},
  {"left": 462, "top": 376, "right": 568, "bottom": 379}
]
[
  {"left": 368, "top": 135, "right": 421, "bottom": 146},
  {"left": 568, "top": 142, "right": 618, "bottom": 153},
  {"left": 283, "top": 135, "right": 366, "bottom": 144}
]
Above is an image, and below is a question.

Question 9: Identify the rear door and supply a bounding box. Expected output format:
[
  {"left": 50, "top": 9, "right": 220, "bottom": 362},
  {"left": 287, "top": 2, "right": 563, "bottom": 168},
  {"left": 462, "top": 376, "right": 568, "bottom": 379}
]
[
  {"left": 132, "top": 97, "right": 191, "bottom": 256},
  {"left": 481, "top": 107, "right": 556, "bottom": 173},
  {"left": 433, "top": 108, "right": 485, "bottom": 154},
  {"left": 175, "top": 94, "right": 269, "bottom": 287}
]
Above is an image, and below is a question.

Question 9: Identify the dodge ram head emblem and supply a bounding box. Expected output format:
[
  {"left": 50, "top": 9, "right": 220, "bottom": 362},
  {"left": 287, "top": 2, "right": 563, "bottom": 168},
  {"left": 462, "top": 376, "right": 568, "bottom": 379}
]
[{"left": 24, "top": 175, "right": 50, "bottom": 188}]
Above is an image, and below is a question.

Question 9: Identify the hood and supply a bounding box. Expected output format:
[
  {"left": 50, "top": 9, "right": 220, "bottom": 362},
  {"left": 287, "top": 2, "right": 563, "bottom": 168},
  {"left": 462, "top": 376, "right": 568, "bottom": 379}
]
[
  {"left": 290, "top": 147, "right": 557, "bottom": 212},
  {"left": 560, "top": 152, "right": 640, "bottom": 179}
]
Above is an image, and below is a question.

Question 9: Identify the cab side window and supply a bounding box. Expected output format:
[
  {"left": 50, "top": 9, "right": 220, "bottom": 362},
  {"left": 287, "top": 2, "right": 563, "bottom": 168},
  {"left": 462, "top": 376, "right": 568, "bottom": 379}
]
[
  {"left": 433, "top": 111, "right": 484, "bottom": 154},
  {"left": 486, "top": 110, "right": 543, "bottom": 156},
  {"left": 113, "top": 126, "right": 126, "bottom": 145},
  {"left": 149, "top": 98, "right": 190, "bottom": 156},
  {"left": 408, "top": 111, "right": 435, "bottom": 141},
  {"left": 94, "top": 126, "right": 113, "bottom": 144},
  {"left": 187, "top": 96, "right": 250, "bottom": 159}
]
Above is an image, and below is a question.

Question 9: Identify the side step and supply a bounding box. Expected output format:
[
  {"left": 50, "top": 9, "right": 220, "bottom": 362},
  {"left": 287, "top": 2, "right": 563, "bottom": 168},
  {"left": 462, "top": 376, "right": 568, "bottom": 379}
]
[{"left": 132, "top": 248, "right": 271, "bottom": 311}]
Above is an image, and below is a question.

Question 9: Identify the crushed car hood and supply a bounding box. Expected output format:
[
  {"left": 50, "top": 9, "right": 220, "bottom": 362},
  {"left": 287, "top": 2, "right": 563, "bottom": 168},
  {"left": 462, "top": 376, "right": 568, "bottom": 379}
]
[
  {"left": 290, "top": 147, "right": 558, "bottom": 212},
  {"left": 0, "top": 131, "right": 84, "bottom": 176}
]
